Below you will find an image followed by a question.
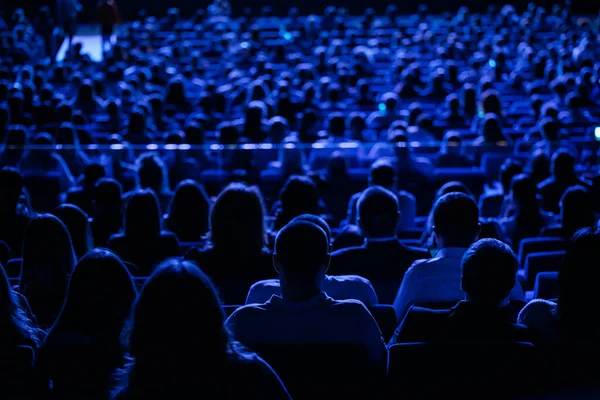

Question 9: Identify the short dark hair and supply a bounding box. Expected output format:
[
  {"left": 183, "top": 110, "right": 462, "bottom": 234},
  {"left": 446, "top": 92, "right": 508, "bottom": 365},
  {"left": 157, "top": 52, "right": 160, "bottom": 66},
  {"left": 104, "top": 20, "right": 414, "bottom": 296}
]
[
  {"left": 461, "top": 239, "right": 517, "bottom": 305},
  {"left": 358, "top": 186, "right": 398, "bottom": 237},
  {"left": 274, "top": 221, "right": 330, "bottom": 279},
  {"left": 0, "top": 167, "right": 23, "bottom": 210},
  {"left": 291, "top": 214, "right": 331, "bottom": 244},
  {"left": 433, "top": 193, "right": 479, "bottom": 247},
  {"left": 369, "top": 159, "right": 395, "bottom": 188},
  {"left": 552, "top": 149, "right": 575, "bottom": 180}
]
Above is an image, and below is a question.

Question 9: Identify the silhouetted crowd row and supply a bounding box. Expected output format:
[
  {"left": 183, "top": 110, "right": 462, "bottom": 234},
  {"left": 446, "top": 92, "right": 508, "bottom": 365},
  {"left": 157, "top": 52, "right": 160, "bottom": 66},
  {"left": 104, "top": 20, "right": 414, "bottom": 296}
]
[{"left": 0, "top": 1, "right": 600, "bottom": 399}]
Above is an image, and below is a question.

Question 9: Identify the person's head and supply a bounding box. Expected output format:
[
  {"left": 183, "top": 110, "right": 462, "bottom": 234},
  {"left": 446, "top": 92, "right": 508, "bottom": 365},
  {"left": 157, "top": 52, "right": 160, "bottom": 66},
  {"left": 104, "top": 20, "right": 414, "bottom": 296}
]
[
  {"left": 527, "top": 149, "right": 551, "bottom": 184},
  {"left": 54, "top": 204, "right": 93, "bottom": 260},
  {"left": 433, "top": 193, "right": 480, "bottom": 249},
  {"left": 481, "top": 90, "right": 502, "bottom": 115},
  {"left": 165, "top": 77, "right": 187, "bottom": 107},
  {"left": 509, "top": 174, "right": 539, "bottom": 211},
  {"left": 539, "top": 117, "right": 559, "bottom": 141},
  {"left": 290, "top": 214, "right": 332, "bottom": 247},
  {"left": 551, "top": 149, "right": 576, "bottom": 181},
  {"left": 279, "top": 176, "right": 320, "bottom": 225},
  {"left": 20, "top": 215, "right": 76, "bottom": 325},
  {"left": 560, "top": 186, "right": 595, "bottom": 238},
  {"left": 167, "top": 180, "right": 210, "bottom": 242},
  {"left": 441, "top": 131, "right": 462, "bottom": 154},
  {"left": 369, "top": 159, "right": 395, "bottom": 189},
  {"left": 127, "top": 109, "right": 147, "bottom": 136},
  {"left": 357, "top": 186, "right": 399, "bottom": 239},
  {"left": 328, "top": 113, "right": 346, "bottom": 138},
  {"left": 0, "top": 167, "right": 23, "bottom": 213},
  {"left": 94, "top": 178, "right": 123, "bottom": 215},
  {"left": 481, "top": 113, "right": 506, "bottom": 143},
  {"left": 326, "top": 152, "right": 348, "bottom": 180},
  {"left": 499, "top": 159, "right": 523, "bottom": 195},
  {"left": 268, "top": 116, "right": 288, "bottom": 144},
  {"left": 558, "top": 228, "right": 600, "bottom": 336},
  {"left": 208, "top": 183, "right": 266, "bottom": 254},
  {"left": 435, "top": 181, "right": 472, "bottom": 200},
  {"left": 83, "top": 163, "right": 106, "bottom": 188},
  {"left": 135, "top": 153, "right": 168, "bottom": 195},
  {"left": 273, "top": 221, "right": 330, "bottom": 299},
  {"left": 0, "top": 261, "right": 41, "bottom": 348},
  {"left": 56, "top": 122, "right": 80, "bottom": 148},
  {"left": 461, "top": 84, "right": 477, "bottom": 113},
  {"left": 51, "top": 249, "right": 136, "bottom": 339},
  {"left": 446, "top": 93, "right": 460, "bottom": 114},
  {"left": 461, "top": 239, "right": 517, "bottom": 306},
  {"left": 125, "top": 260, "right": 232, "bottom": 394},
  {"left": 124, "top": 190, "right": 161, "bottom": 239}
]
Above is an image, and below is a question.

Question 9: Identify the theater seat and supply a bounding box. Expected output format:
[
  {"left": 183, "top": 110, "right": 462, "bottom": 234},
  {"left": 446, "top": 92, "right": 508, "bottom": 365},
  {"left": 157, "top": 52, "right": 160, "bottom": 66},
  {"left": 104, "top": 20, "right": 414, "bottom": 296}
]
[
  {"left": 533, "top": 272, "right": 559, "bottom": 301},
  {"left": 252, "top": 343, "right": 381, "bottom": 400},
  {"left": 387, "top": 342, "right": 538, "bottom": 398},
  {"left": 519, "top": 251, "right": 565, "bottom": 290},
  {"left": 518, "top": 237, "right": 565, "bottom": 268}
]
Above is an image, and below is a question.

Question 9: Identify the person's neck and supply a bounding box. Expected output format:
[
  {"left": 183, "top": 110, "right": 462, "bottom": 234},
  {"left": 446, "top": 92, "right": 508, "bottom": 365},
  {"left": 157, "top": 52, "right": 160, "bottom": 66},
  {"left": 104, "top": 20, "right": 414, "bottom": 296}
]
[{"left": 365, "top": 234, "right": 396, "bottom": 243}]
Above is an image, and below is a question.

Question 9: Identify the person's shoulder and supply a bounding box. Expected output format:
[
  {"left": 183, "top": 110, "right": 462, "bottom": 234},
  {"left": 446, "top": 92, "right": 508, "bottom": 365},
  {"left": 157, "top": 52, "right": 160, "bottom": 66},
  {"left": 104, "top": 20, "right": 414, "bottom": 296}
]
[
  {"left": 396, "top": 190, "right": 416, "bottom": 201},
  {"left": 250, "top": 279, "right": 280, "bottom": 291},
  {"left": 537, "top": 177, "right": 555, "bottom": 190},
  {"left": 228, "top": 302, "right": 270, "bottom": 321},
  {"left": 331, "top": 245, "right": 364, "bottom": 257},
  {"left": 328, "top": 274, "right": 372, "bottom": 286}
]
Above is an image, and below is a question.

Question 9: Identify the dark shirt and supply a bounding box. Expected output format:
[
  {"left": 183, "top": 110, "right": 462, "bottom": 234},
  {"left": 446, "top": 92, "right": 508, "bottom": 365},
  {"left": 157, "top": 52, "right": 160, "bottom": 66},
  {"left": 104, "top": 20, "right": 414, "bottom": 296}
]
[
  {"left": 389, "top": 301, "right": 534, "bottom": 346},
  {"left": 185, "top": 247, "right": 275, "bottom": 305},
  {"left": 330, "top": 239, "right": 430, "bottom": 304}
]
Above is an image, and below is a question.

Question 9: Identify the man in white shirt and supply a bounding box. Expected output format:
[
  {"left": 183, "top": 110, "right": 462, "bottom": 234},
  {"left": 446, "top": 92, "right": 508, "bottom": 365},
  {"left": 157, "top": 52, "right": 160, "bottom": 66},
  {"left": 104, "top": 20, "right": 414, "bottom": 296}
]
[
  {"left": 246, "top": 213, "right": 378, "bottom": 305},
  {"left": 226, "top": 220, "right": 386, "bottom": 368},
  {"left": 393, "top": 193, "right": 524, "bottom": 321}
]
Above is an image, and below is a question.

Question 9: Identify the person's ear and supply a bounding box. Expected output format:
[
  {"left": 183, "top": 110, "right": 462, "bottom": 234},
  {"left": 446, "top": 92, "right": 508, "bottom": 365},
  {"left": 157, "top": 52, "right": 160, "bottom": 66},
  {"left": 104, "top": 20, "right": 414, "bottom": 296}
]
[
  {"left": 272, "top": 254, "right": 280, "bottom": 274},
  {"left": 323, "top": 253, "right": 331, "bottom": 274}
]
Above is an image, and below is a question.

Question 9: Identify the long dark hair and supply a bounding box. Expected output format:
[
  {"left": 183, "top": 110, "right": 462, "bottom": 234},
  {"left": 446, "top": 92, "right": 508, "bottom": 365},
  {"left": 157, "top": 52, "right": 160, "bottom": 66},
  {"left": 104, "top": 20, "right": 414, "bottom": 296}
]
[
  {"left": 20, "top": 214, "right": 76, "bottom": 328},
  {"left": 510, "top": 174, "right": 545, "bottom": 247},
  {"left": 0, "top": 262, "right": 42, "bottom": 349},
  {"left": 166, "top": 180, "right": 210, "bottom": 242},
  {"left": 118, "top": 260, "right": 243, "bottom": 398},
  {"left": 54, "top": 204, "right": 94, "bottom": 260},
  {"left": 207, "top": 183, "right": 267, "bottom": 254},
  {"left": 49, "top": 249, "right": 136, "bottom": 343},
  {"left": 560, "top": 186, "right": 595, "bottom": 239},
  {"left": 124, "top": 190, "right": 161, "bottom": 240}
]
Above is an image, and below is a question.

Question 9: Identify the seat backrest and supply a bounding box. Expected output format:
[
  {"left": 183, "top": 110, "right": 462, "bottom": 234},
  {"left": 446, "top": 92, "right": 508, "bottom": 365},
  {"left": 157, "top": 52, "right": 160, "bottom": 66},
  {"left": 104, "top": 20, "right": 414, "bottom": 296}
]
[
  {"left": 252, "top": 343, "right": 379, "bottom": 400},
  {"left": 367, "top": 304, "right": 397, "bottom": 342},
  {"left": 524, "top": 251, "right": 565, "bottom": 290},
  {"left": 387, "top": 342, "right": 537, "bottom": 398},
  {"left": 518, "top": 237, "right": 565, "bottom": 268},
  {"left": 533, "top": 272, "right": 559, "bottom": 300}
]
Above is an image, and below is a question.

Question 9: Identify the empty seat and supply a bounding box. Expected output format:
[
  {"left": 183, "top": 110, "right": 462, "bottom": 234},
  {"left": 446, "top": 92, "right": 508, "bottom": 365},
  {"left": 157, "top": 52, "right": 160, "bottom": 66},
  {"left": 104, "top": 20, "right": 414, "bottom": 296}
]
[
  {"left": 387, "top": 342, "right": 538, "bottom": 398},
  {"left": 520, "top": 251, "right": 565, "bottom": 291},
  {"left": 518, "top": 237, "right": 565, "bottom": 268},
  {"left": 533, "top": 272, "right": 559, "bottom": 301}
]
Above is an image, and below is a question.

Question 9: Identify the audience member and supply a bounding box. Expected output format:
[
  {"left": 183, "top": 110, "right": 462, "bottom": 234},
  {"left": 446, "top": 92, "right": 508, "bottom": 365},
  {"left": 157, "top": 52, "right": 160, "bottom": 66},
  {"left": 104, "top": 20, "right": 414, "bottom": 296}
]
[
  {"left": 90, "top": 178, "right": 123, "bottom": 247},
  {"left": 114, "top": 260, "right": 290, "bottom": 399},
  {"left": 331, "top": 186, "right": 429, "bottom": 303},
  {"left": 542, "top": 186, "right": 596, "bottom": 239},
  {"left": 246, "top": 214, "right": 378, "bottom": 305},
  {"left": 390, "top": 239, "right": 532, "bottom": 344},
  {"left": 54, "top": 204, "right": 94, "bottom": 260},
  {"left": 0, "top": 167, "right": 31, "bottom": 257},
  {"left": 227, "top": 221, "right": 386, "bottom": 368},
  {"left": 39, "top": 249, "right": 136, "bottom": 399},
  {"left": 166, "top": 180, "right": 211, "bottom": 243},
  {"left": 108, "top": 190, "right": 181, "bottom": 276},
  {"left": 19, "top": 214, "right": 76, "bottom": 328}
]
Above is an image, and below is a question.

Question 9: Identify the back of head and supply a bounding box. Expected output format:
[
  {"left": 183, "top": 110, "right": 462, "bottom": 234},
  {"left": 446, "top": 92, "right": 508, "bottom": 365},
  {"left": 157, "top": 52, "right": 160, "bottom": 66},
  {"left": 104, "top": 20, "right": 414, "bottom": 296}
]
[
  {"left": 209, "top": 183, "right": 266, "bottom": 254},
  {"left": 540, "top": 118, "right": 559, "bottom": 141},
  {"left": 327, "top": 152, "right": 347, "bottom": 180},
  {"left": 481, "top": 113, "right": 505, "bottom": 143},
  {"left": 560, "top": 186, "right": 594, "bottom": 237},
  {"left": 358, "top": 186, "right": 398, "bottom": 238},
  {"left": 279, "top": 175, "right": 320, "bottom": 222},
  {"left": 84, "top": 163, "right": 106, "bottom": 187},
  {"left": 435, "top": 181, "right": 472, "bottom": 200},
  {"left": 94, "top": 178, "right": 123, "bottom": 211},
  {"left": 369, "top": 159, "right": 395, "bottom": 188},
  {"left": 127, "top": 260, "right": 229, "bottom": 390},
  {"left": 499, "top": 159, "right": 523, "bottom": 195},
  {"left": 274, "top": 221, "right": 330, "bottom": 281},
  {"left": 54, "top": 204, "right": 92, "bottom": 259},
  {"left": 433, "top": 193, "right": 480, "bottom": 248},
  {"left": 461, "top": 239, "right": 517, "bottom": 306},
  {"left": 21, "top": 214, "right": 76, "bottom": 292},
  {"left": 291, "top": 214, "right": 332, "bottom": 244},
  {"left": 167, "top": 180, "right": 210, "bottom": 239},
  {"left": 328, "top": 113, "right": 346, "bottom": 137},
  {"left": 551, "top": 149, "right": 575, "bottom": 181},
  {"left": 510, "top": 174, "right": 538, "bottom": 208},
  {"left": 53, "top": 249, "right": 136, "bottom": 337},
  {"left": 558, "top": 228, "right": 600, "bottom": 334},
  {"left": 136, "top": 153, "right": 167, "bottom": 194},
  {"left": 0, "top": 166, "right": 23, "bottom": 213},
  {"left": 125, "top": 190, "right": 161, "bottom": 239}
]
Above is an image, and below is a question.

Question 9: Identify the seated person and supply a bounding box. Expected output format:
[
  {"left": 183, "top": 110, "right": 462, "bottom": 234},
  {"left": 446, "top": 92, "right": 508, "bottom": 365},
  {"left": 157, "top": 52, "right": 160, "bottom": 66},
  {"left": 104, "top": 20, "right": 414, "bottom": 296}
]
[
  {"left": 345, "top": 159, "right": 417, "bottom": 232},
  {"left": 331, "top": 186, "right": 429, "bottom": 304},
  {"left": 227, "top": 220, "right": 386, "bottom": 369},
  {"left": 393, "top": 193, "right": 524, "bottom": 321},
  {"left": 434, "top": 131, "right": 475, "bottom": 168},
  {"left": 478, "top": 158, "right": 522, "bottom": 219},
  {"left": 389, "top": 238, "right": 532, "bottom": 345},
  {"left": 246, "top": 215, "right": 378, "bottom": 306}
]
